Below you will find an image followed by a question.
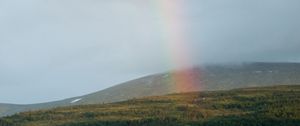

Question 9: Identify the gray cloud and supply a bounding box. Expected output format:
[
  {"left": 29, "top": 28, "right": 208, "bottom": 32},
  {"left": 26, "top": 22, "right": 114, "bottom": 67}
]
[
  {"left": 187, "top": 0, "right": 300, "bottom": 63},
  {"left": 0, "top": 0, "right": 299, "bottom": 104}
]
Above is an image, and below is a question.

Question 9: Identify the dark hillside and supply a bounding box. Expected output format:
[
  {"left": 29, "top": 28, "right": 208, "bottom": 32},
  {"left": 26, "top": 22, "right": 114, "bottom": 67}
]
[{"left": 1, "top": 85, "right": 299, "bottom": 126}]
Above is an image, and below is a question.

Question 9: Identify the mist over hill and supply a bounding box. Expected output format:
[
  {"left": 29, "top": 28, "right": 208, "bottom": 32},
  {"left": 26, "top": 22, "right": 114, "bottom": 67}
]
[
  {"left": 1, "top": 62, "right": 300, "bottom": 117},
  {"left": 1, "top": 0, "right": 300, "bottom": 105}
]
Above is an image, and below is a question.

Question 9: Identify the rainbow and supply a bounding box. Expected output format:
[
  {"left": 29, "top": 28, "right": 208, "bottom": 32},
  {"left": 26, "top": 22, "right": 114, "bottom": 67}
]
[{"left": 152, "top": 0, "right": 201, "bottom": 93}]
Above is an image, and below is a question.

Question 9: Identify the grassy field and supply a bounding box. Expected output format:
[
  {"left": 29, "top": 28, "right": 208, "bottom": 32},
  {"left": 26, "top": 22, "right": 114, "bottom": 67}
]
[{"left": 1, "top": 85, "right": 300, "bottom": 126}]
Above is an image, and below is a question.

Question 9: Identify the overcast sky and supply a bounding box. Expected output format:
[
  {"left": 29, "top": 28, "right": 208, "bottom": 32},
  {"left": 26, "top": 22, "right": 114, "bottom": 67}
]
[{"left": 1, "top": 0, "right": 300, "bottom": 104}]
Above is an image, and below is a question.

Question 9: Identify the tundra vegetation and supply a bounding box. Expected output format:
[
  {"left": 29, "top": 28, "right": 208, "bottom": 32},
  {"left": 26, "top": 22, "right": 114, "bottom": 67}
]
[{"left": 0, "top": 85, "right": 299, "bottom": 126}]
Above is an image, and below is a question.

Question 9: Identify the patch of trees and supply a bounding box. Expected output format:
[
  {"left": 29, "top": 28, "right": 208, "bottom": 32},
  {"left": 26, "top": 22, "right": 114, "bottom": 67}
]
[
  {"left": 0, "top": 119, "right": 14, "bottom": 126},
  {"left": 59, "top": 117, "right": 181, "bottom": 126}
]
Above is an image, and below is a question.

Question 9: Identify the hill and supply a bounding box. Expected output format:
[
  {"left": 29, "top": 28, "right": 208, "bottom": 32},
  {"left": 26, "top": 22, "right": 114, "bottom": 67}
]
[
  {"left": 1, "top": 85, "right": 300, "bottom": 126},
  {"left": 1, "top": 62, "right": 300, "bottom": 117}
]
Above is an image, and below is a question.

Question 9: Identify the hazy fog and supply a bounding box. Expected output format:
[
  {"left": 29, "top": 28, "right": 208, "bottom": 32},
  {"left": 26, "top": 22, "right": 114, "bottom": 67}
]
[{"left": 0, "top": 0, "right": 300, "bottom": 104}]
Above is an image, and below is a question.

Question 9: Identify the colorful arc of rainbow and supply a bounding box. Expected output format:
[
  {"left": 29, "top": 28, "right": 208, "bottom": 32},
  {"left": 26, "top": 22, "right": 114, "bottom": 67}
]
[{"left": 153, "top": 0, "right": 201, "bottom": 92}]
